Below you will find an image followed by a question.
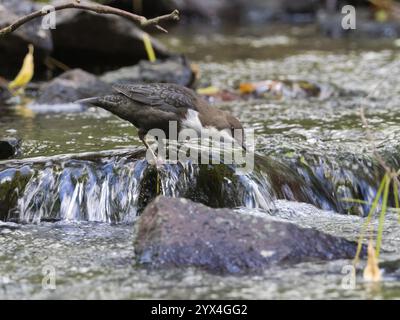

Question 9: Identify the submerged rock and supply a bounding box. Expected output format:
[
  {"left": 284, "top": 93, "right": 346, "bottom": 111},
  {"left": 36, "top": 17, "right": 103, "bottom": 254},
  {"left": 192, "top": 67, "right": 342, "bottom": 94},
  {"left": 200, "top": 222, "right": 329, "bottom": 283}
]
[
  {"left": 0, "top": 0, "right": 53, "bottom": 78},
  {"left": 35, "top": 69, "right": 112, "bottom": 105},
  {"left": 134, "top": 196, "right": 363, "bottom": 274},
  {"left": 0, "top": 138, "right": 21, "bottom": 160},
  {"left": 49, "top": 0, "right": 172, "bottom": 74},
  {"left": 380, "top": 259, "right": 400, "bottom": 280},
  {"left": 101, "top": 56, "right": 197, "bottom": 88}
]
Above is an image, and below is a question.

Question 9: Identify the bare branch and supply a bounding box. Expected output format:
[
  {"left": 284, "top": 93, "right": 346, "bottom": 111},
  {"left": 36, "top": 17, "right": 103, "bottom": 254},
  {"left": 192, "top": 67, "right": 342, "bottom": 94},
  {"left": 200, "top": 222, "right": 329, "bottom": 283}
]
[{"left": 0, "top": 1, "right": 179, "bottom": 36}]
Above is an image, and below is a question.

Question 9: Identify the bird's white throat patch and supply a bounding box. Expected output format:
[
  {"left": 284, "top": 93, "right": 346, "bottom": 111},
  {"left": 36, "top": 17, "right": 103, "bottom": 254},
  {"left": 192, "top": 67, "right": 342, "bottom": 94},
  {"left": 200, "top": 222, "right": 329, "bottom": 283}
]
[
  {"left": 181, "top": 109, "right": 204, "bottom": 133},
  {"left": 181, "top": 109, "right": 234, "bottom": 143},
  {"left": 145, "top": 108, "right": 254, "bottom": 175}
]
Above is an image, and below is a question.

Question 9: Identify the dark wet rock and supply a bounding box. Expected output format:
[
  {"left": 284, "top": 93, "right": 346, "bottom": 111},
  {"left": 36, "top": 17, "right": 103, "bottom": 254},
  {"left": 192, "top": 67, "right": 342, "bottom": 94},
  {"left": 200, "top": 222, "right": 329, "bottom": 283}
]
[
  {"left": 35, "top": 69, "right": 112, "bottom": 105},
  {"left": 101, "top": 56, "right": 197, "bottom": 88},
  {"left": 0, "top": 138, "right": 21, "bottom": 160},
  {"left": 134, "top": 196, "right": 364, "bottom": 274},
  {"left": 138, "top": 162, "right": 272, "bottom": 212},
  {"left": 380, "top": 259, "right": 400, "bottom": 279},
  {"left": 0, "top": 0, "right": 53, "bottom": 79},
  {"left": 49, "top": 0, "right": 172, "bottom": 75}
]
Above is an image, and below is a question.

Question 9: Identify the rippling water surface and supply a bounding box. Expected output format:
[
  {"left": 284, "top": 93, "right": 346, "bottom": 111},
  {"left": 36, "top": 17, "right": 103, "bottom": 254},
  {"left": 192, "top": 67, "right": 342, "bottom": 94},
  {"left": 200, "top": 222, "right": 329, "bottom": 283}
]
[{"left": 1, "top": 25, "right": 400, "bottom": 299}]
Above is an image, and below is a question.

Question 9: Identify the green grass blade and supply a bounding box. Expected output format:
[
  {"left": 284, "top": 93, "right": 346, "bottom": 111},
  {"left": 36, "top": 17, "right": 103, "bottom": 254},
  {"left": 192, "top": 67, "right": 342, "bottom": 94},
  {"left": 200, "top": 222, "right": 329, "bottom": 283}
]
[
  {"left": 354, "top": 174, "right": 387, "bottom": 265},
  {"left": 340, "top": 198, "right": 370, "bottom": 205},
  {"left": 394, "top": 179, "right": 400, "bottom": 224},
  {"left": 375, "top": 174, "right": 390, "bottom": 258}
]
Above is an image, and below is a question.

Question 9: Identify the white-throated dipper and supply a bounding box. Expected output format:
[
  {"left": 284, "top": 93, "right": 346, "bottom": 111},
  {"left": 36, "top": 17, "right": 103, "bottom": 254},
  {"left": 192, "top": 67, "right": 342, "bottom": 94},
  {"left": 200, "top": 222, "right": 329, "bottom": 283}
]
[{"left": 77, "top": 83, "right": 245, "bottom": 157}]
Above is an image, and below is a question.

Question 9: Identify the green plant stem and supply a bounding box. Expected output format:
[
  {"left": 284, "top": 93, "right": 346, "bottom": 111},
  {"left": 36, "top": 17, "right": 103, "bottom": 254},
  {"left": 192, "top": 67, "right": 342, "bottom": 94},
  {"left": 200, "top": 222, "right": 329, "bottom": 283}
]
[
  {"left": 394, "top": 178, "right": 400, "bottom": 223},
  {"left": 375, "top": 174, "right": 390, "bottom": 258},
  {"left": 354, "top": 174, "right": 387, "bottom": 265}
]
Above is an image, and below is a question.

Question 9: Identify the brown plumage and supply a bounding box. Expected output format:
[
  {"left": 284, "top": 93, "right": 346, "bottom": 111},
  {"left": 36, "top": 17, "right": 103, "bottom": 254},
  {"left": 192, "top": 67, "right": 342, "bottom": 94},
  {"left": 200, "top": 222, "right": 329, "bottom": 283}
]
[{"left": 77, "top": 83, "right": 245, "bottom": 152}]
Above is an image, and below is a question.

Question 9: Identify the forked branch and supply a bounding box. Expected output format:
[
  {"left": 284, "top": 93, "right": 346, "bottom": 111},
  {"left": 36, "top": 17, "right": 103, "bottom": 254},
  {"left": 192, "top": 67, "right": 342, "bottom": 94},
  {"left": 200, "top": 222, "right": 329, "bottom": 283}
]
[{"left": 0, "top": 0, "right": 179, "bottom": 35}]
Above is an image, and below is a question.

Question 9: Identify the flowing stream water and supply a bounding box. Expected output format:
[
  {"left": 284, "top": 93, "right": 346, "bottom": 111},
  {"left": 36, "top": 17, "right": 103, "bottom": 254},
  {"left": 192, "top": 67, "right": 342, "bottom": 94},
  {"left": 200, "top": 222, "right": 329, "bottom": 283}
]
[{"left": 1, "top": 25, "right": 400, "bottom": 299}]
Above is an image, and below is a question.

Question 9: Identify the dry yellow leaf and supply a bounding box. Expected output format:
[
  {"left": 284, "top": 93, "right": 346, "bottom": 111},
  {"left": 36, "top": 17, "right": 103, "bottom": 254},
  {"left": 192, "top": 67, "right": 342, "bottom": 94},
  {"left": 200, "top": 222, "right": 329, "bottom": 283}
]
[
  {"left": 363, "top": 240, "right": 382, "bottom": 282},
  {"left": 239, "top": 82, "right": 256, "bottom": 94},
  {"left": 9, "top": 44, "right": 34, "bottom": 91},
  {"left": 197, "top": 86, "right": 220, "bottom": 95}
]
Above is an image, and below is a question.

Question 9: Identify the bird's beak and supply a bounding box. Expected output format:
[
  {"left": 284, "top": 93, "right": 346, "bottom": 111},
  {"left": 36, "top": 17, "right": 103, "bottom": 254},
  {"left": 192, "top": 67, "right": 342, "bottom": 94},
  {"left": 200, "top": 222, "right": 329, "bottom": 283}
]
[{"left": 74, "top": 97, "right": 98, "bottom": 105}]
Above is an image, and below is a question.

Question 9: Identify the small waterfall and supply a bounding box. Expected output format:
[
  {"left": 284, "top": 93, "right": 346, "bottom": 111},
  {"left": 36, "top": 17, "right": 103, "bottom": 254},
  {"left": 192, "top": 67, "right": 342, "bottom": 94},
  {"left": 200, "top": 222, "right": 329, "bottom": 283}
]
[
  {"left": 0, "top": 150, "right": 275, "bottom": 223},
  {"left": 2, "top": 146, "right": 384, "bottom": 224},
  {"left": 8, "top": 157, "right": 147, "bottom": 223},
  {"left": 278, "top": 153, "right": 385, "bottom": 215}
]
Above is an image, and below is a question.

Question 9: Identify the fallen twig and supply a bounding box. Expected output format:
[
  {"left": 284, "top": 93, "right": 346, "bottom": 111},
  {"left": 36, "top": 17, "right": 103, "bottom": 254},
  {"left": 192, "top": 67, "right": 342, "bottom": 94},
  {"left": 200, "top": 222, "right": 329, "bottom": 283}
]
[{"left": 0, "top": 0, "right": 179, "bottom": 36}]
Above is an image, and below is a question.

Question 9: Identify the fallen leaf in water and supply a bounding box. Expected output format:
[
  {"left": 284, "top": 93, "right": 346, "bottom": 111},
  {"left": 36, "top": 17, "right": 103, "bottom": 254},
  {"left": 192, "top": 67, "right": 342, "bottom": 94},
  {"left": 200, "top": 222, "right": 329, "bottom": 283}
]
[
  {"left": 9, "top": 44, "right": 34, "bottom": 91},
  {"left": 363, "top": 240, "right": 382, "bottom": 282},
  {"left": 239, "top": 81, "right": 279, "bottom": 95},
  {"left": 197, "top": 86, "right": 220, "bottom": 95}
]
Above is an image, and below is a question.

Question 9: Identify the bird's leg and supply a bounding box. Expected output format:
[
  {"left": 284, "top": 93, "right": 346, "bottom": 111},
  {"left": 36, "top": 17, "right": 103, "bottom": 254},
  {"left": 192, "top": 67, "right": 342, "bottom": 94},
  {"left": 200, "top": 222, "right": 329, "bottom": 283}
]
[{"left": 139, "top": 130, "right": 159, "bottom": 166}]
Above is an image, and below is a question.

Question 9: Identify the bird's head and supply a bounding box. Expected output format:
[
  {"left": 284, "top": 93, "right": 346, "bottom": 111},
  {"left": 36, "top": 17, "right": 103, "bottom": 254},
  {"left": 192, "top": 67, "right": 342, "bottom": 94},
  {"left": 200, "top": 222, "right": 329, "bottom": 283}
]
[{"left": 226, "top": 114, "right": 246, "bottom": 150}]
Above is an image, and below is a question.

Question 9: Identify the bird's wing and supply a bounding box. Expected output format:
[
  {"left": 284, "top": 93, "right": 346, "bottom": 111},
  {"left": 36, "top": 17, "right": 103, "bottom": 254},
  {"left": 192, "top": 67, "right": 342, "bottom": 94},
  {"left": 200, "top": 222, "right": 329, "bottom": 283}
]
[{"left": 112, "top": 83, "right": 199, "bottom": 111}]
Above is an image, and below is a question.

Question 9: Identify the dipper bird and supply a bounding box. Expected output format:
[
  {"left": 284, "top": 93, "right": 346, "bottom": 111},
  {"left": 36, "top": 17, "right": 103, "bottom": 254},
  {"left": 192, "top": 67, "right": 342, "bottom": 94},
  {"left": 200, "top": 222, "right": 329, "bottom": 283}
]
[{"left": 77, "top": 83, "right": 245, "bottom": 158}]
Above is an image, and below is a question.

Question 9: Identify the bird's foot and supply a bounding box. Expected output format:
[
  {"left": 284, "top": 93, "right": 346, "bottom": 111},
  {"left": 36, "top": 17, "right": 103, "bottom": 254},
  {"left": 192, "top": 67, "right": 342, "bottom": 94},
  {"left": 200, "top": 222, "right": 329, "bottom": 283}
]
[
  {"left": 148, "top": 156, "right": 165, "bottom": 169},
  {"left": 145, "top": 147, "right": 165, "bottom": 168}
]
